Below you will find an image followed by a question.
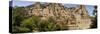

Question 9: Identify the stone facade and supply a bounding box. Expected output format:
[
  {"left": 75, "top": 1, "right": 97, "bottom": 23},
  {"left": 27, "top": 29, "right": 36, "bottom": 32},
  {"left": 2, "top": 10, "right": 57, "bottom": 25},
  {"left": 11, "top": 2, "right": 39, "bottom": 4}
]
[{"left": 24, "top": 2, "right": 92, "bottom": 30}]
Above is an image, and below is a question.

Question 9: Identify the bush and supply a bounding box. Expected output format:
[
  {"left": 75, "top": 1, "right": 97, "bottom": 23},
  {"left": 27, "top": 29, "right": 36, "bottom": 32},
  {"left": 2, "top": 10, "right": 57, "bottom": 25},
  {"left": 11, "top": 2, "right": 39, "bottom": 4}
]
[
  {"left": 12, "top": 26, "right": 31, "bottom": 33},
  {"left": 20, "top": 16, "right": 41, "bottom": 32}
]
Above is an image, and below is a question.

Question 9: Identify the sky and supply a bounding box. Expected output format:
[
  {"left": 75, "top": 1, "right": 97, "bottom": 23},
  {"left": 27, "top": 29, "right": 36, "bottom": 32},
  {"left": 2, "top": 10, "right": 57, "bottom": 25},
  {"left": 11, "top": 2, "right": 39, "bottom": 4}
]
[{"left": 11, "top": 1, "right": 95, "bottom": 16}]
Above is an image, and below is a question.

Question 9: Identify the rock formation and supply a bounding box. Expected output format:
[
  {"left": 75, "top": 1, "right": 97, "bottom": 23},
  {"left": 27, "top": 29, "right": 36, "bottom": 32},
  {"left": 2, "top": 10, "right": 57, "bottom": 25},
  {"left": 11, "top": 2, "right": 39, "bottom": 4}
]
[{"left": 24, "top": 2, "right": 92, "bottom": 30}]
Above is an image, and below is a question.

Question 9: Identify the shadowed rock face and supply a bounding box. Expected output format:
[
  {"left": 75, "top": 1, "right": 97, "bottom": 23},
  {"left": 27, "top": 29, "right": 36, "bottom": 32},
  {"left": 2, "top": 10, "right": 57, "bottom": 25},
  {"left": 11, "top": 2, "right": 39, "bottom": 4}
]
[{"left": 24, "top": 2, "right": 92, "bottom": 30}]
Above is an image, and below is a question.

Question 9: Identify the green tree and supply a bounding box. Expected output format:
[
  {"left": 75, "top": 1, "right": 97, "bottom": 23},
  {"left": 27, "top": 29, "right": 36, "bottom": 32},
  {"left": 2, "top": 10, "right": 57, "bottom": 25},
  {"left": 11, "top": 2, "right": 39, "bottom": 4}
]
[
  {"left": 12, "top": 7, "right": 28, "bottom": 33},
  {"left": 91, "top": 6, "right": 97, "bottom": 28},
  {"left": 12, "top": 7, "right": 25, "bottom": 26}
]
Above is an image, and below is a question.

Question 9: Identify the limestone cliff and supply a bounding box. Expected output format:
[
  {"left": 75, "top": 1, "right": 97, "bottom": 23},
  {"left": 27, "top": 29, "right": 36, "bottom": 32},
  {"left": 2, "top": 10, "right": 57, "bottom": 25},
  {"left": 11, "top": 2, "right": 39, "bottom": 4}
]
[{"left": 24, "top": 2, "right": 92, "bottom": 30}]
